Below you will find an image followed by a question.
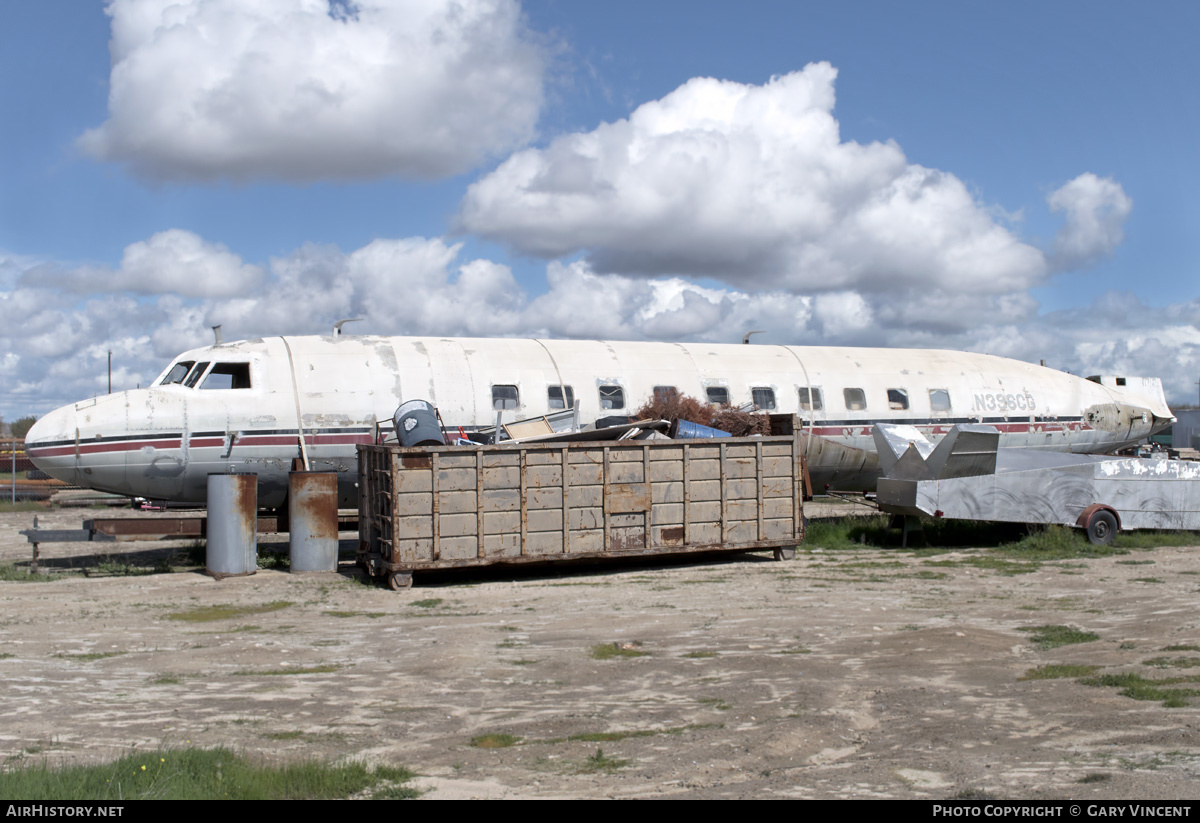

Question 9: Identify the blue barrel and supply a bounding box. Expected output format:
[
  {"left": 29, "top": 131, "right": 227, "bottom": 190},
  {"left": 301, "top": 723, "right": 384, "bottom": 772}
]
[
  {"left": 393, "top": 400, "right": 445, "bottom": 447},
  {"left": 671, "top": 419, "right": 732, "bottom": 439}
]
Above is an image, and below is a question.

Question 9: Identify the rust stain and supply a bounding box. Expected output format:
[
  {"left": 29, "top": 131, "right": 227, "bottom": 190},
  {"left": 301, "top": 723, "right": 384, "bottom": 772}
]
[
  {"left": 660, "top": 526, "right": 684, "bottom": 543},
  {"left": 606, "top": 483, "right": 650, "bottom": 512},
  {"left": 235, "top": 473, "right": 257, "bottom": 534},
  {"left": 291, "top": 471, "right": 338, "bottom": 539},
  {"left": 401, "top": 454, "right": 432, "bottom": 469},
  {"left": 609, "top": 528, "right": 645, "bottom": 551}
]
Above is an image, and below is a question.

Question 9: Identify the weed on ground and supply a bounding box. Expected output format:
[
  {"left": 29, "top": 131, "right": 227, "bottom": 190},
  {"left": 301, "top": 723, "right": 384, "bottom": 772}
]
[
  {"left": 591, "top": 642, "right": 649, "bottom": 660},
  {"left": 1020, "top": 664, "right": 1100, "bottom": 680},
  {"left": 166, "top": 601, "right": 292, "bottom": 622},
  {"left": 0, "top": 747, "right": 416, "bottom": 800},
  {"left": 1019, "top": 625, "right": 1101, "bottom": 650}
]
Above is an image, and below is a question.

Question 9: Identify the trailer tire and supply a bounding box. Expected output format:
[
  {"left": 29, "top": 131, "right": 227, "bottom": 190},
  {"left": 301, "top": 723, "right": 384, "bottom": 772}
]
[
  {"left": 387, "top": 571, "right": 413, "bottom": 590},
  {"left": 1085, "top": 510, "right": 1118, "bottom": 546},
  {"left": 773, "top": 546, "right": 796, "bottom": 562}
]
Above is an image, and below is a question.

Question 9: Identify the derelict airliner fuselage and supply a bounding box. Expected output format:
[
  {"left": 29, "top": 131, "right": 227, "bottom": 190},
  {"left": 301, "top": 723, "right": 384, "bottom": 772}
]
[{"left": 26, "top": 334, "right": 1175, "bottom": 507}]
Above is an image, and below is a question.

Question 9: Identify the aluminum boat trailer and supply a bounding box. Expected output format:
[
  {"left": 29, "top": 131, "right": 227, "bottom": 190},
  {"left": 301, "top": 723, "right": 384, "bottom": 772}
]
[{"left": 872, "top": 423, "right": 1200, "bottom": 546}]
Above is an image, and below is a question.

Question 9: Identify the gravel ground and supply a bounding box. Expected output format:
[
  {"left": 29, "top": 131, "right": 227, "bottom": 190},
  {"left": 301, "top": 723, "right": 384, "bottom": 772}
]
[{"left": 2, "top": 503, "right": 1199, "bottom": 799}]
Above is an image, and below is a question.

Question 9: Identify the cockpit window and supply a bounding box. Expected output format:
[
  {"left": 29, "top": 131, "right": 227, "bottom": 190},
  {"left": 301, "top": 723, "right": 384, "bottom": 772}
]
[
  {"left": 201, "top": 363, "right": 252, "bottom": 390},
  {"left": 183, "top": 362, "right": 211, "bottom": 388},
  {"left": 161, "top": 361, "right": 195, "bottom": 385}
]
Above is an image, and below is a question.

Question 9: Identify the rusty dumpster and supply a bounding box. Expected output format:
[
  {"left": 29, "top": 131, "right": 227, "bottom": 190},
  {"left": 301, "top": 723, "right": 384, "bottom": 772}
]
[{"left": 357, "top": 435, "right": 807, "bottom": 589}]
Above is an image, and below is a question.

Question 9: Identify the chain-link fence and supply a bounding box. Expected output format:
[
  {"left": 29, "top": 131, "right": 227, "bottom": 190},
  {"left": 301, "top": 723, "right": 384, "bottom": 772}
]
[{"left": 1, "top": 437, "right": 74, "bottom": 503}]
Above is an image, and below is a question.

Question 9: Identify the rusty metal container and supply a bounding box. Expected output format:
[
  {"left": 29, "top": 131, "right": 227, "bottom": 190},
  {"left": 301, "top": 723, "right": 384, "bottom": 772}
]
[
  {"left": 357, "top": 433, "right": 806, "bottom": 588},
  {"left": 206, "top": 472, "right": 257, "bottom": 578},
  {"left": 288, "top": 470, "right": 339, "bottom": 572}
]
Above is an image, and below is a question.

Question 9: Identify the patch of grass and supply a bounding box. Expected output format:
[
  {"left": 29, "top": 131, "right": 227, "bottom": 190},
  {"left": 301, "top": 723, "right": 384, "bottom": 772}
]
[
  {"left": 1018, "top": 624, "right": 1100, "bottom": 650},
  {"left": 410, "top": 598, "right": 443, "bottom": 609},
  {"left": 54, "top": 651, "right": 126, "bottom": 662},
  {"left": 776, "top": 646, "right": 812, "bottom": 655},
  {"left": 256, "top": 553, "right": 289, "bottom": 571},
  {"left": 323, "top": 610, "right": 386, "bottom": 619},
  {"left": 578, "top": 748, "right": 628, "bottom": 774},
  {"left": 0, "top": 653, "right": 15, "bottom": 660},
  {"left": 697, "top": 697, "right": 731, "bottom": 711},
  {"left": 470, "top": 733, "right": 521, "bottom": 749},
  {"left": 1080, "top": 672, "right": 1200, "bottom": 707},
  {"left": 1163, "top": 644, "right": 1200, "bottom": 652},
  {"left": 509, "top": 659, "right": 538, "bottom": 666},
  {"left": 0, "top": 747, "right": 416, "bottom": 800},
  {"left": 591, "top": 642, "right": 649, "bottom": 660},
  {"left": 1077, "top": 773, "right": 1111, "bottom": 784},
  {"left": 1130, "top": 577, "right": 1166, "bottom": 584},
  {"left": 232, "top": 665, "right": 340, "bottom": 677},
  {"left": 1113, "top": 530, "right": 1200, "bottom": 549},
  {"left": 1116, "top": 560, "right": 1156, "bottom": 565},
  {"left": 1020, "top": 664, "right": 1100, "bottom": 680},
  {"left": 166, "top": 601, "right": 292, "bottom": 622},
  {"left": 1142, "top": 657, "right": 1200, "bottom": 669},
  {"left": 0, "top": 564, "right": 53, "bottom": 582},
  {"left": 151, "top": 674, "right": 182, "bottom": 685},
  {"left": 682, "top": 651, "right": 717, "bottom": 659}
]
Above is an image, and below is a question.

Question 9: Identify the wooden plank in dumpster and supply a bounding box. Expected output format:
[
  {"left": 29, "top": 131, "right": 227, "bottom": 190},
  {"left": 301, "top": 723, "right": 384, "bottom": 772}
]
[{"left": 356, "top": 433, "right": 806, "bottom": 588}]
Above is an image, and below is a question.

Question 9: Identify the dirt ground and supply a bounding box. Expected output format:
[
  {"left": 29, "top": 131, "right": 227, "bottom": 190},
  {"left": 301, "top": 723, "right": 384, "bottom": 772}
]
[{"left": 2, "top": 503, "right": 1200, "bottom": 799}]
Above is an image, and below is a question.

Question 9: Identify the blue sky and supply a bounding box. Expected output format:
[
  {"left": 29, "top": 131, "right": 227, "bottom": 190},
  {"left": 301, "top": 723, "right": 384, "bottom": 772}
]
[{"left": 2, "top": 1, "right": 1198, "bottom": 419}]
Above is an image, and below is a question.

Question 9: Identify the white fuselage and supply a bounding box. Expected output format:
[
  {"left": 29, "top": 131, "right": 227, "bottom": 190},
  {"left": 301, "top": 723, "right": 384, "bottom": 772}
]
[{"left": 26, "top": 335, "right": 1175, "bottom": 508}]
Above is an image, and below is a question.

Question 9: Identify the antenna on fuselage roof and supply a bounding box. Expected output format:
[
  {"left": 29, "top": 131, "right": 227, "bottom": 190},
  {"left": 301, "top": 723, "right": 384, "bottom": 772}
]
[
  {"left": 742, "top": 330, "right": 764, "bottom": 344},
  {"left": 333, "top": 318, "right": 363, "bottom": 336},
  {"left": 212, "top": 325, "right": 223, "bottom": 344}
]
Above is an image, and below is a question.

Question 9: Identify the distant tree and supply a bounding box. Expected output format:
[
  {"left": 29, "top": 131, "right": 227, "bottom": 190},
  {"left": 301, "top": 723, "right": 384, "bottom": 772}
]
[{"left": 11, "top": 416, "right": 37, "bottom": 440}]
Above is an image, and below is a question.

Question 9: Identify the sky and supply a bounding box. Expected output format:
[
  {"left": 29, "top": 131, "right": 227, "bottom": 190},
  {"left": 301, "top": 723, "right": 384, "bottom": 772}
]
[{"left": 2, "top": 0, "right": 1199, "bottom": 421}]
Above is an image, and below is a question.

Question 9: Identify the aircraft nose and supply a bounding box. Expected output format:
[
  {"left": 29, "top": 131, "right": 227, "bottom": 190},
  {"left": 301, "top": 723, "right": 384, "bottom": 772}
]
[{"left": 24, "top": 402, "right": 82, "bottom": 486}]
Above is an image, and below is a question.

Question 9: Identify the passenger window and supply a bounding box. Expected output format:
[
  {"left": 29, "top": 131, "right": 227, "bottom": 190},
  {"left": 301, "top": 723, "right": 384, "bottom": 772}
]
[
  {"left": 843, "top": 388, "right": 867, "bottom": 411},
  {"left": 752, "top": 387, "right": 776, "bottom": 410},
  {"left": 161, "top": 361, "right": 194, "bottom": 385},
  {"left": 183, "top": 362, "right": 211, "bottom": 388},
  {"left": 929, "top": 389, "right": 952, "bottom": 411},
  {"left": 653, "top": 386, "right": 678, "bottom": 402},
  {"left": 201, "top": 363, "right": 252, "bottom": 390},
  {"left": 492, "top": 385, "right": 519, "bottom": 411},
  {"left": 548, "top": 385, "right": 574, "bottom": 410},
  {"left": 887, "top": 388, "right": 909, "bottom": 411},
  {"left": 798, "top": 387, "right": 823, "bottom": 411},
  {"left": 706, "top": 386, "right": 730, "bottom": 405},
  {"left": 599, "top": 385, "right": 625, "bottom": 410}
]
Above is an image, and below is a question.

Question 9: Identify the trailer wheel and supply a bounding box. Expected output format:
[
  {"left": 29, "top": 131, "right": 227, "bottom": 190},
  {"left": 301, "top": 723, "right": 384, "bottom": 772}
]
[
  {"left": 1085, "top": 510, "right": 1118, "bottom": 546},
  {"left": 773, "top": 546, "right": 796, "bottom": 562},
  {"left": 387, "top": 571, "right": 413, "bottom": 590}
]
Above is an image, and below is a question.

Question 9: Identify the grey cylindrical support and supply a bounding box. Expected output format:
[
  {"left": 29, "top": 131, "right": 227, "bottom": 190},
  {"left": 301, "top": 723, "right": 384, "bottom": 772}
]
[
  {"left": 288, "top": 470, "right": 339, "bottom": 572},
  {"left": 206, "top": 472, "right": 257, "bottom": 578}
]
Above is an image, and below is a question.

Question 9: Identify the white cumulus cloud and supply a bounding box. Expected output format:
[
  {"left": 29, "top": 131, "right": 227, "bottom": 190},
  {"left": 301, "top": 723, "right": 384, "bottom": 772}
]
[
  {"left": 79, "top": 0, "right": 547, "bottom": 181},
  {"left": 1047, "top": 173, "right": 1133, "bottom": 270},
  {"left": 460, "top": 64, "right": 1052, "bottom": 294}
]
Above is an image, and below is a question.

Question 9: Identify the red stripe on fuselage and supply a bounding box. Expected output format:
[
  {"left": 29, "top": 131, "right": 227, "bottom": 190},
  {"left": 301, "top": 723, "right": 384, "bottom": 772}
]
[{"left": 29, "top": 432, "right": 374, "bottom": 459}]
